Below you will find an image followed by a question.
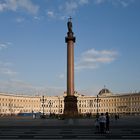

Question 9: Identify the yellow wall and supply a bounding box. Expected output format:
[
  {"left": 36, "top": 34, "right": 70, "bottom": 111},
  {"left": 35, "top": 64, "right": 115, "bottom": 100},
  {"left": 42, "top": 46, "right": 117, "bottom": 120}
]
[{"left": 0, "top": 92, "right": 140, "bottom": 115}]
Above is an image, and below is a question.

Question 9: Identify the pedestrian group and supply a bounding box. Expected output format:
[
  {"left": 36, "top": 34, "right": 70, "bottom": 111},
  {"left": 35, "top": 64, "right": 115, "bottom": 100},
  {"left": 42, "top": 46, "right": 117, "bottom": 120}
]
[{"left": 95, "top": 112, "right": 110, "bottom": 134}]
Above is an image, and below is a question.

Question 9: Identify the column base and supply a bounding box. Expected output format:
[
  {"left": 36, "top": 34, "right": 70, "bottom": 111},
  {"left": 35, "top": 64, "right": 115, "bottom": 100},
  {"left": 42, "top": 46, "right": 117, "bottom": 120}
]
[{"left": 64, "top": 96, "right": 78, "bottom": 118}]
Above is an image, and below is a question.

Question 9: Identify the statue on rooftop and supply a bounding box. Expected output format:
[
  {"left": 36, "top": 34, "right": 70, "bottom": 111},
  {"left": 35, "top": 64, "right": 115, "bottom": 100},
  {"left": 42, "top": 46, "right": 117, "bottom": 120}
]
[{"left": 67, "top": 17, "right": 73, "bottom": 33}]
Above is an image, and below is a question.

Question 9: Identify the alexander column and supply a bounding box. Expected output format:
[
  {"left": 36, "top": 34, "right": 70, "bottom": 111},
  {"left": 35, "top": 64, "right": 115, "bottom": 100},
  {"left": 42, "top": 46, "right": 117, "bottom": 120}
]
[{"left": 64, "top": 17, "right": 78, "bottom": 117}]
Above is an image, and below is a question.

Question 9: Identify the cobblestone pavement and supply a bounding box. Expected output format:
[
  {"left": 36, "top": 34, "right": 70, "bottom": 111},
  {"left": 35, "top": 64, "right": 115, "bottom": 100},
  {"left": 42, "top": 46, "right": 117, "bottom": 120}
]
[{"left": 0, "top": 116, "right": 140, "bottom": 139}]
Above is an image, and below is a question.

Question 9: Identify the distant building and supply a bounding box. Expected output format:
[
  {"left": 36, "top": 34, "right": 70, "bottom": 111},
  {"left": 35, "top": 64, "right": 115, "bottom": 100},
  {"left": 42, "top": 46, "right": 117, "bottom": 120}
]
[{"left": 0, "top": 88, "right": 140, "bottom": 116}]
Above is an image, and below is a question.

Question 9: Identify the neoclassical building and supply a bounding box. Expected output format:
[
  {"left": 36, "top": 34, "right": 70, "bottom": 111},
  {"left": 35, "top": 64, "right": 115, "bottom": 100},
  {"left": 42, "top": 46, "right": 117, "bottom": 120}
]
[{"left": 0, "top": 88, "right": 140, "bottom": 116}]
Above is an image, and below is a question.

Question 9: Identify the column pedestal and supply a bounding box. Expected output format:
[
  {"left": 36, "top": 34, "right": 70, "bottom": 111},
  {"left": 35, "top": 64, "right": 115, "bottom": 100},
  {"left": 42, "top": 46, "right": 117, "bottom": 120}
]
[{"left": 64, "top": 96, "right": 78, "bottom": 118}]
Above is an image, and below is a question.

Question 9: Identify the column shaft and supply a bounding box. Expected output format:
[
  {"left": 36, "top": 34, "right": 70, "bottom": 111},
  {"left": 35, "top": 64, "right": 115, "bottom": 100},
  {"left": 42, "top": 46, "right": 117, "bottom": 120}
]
[{"left": 67, "top": 40, "right": 74, "bottom": 96}]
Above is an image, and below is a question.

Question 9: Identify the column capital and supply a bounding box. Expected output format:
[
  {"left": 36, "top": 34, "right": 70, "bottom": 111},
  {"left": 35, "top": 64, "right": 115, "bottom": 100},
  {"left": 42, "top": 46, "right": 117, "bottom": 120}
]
[{"left": 65, "top": 36, "right": 76, "bottom": 43}]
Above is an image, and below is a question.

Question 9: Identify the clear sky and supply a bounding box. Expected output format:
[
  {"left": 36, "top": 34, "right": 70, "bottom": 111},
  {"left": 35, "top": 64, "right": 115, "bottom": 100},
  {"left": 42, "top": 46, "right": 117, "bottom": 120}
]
[{"left": 0, "top": 0, "right": 140, "bottom": 96}]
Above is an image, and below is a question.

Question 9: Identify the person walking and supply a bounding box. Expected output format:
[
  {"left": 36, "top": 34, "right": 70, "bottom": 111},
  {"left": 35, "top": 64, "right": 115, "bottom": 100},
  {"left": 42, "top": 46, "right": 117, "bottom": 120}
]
[
  {"left": 99, "top": 113, "right": 106, "bottom": 134},
  {"left": 105, "top": 112, "right": 110, "bottom": 133},
  {"left": 115, "top": 114, "right": 117, "bottom": 120},
  {"left": 95, "top": 118, "right": 100, "bottom": 133}
]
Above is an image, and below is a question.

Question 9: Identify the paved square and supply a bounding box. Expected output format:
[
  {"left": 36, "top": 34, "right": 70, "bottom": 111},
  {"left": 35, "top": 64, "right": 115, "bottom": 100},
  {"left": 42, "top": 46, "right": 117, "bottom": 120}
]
[{"left": 0, "top": 116, "right": 140, "bottom": 139}]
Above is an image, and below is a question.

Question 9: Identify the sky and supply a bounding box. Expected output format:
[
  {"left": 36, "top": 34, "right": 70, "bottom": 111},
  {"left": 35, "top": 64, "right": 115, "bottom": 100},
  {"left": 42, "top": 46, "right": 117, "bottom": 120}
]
[{"left": 0, "top": 0, "right": 140, "bottom": 96}]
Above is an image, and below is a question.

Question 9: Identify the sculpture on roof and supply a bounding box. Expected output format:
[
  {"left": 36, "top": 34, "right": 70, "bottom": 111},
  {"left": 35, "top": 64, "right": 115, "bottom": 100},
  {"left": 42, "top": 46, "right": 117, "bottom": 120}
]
[{"left": 67, "top": 17, "right": 73, "bottom": 33}]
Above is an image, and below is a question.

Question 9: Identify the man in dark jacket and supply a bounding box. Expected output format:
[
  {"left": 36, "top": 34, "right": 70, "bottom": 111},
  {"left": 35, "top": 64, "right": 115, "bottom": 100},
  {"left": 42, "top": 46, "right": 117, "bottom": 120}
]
[{"left": 105, "top": 112, "right": 110, "bottom": 133}]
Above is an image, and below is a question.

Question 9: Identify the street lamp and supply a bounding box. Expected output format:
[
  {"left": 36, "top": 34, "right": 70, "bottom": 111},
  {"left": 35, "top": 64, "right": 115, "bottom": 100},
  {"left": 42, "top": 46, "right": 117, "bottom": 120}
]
[
  {"left": 89, "top": 100, "right": 93, "bottom": 116},
  {"left": 9, "top": 98, "right": 12, "bottom": 116},
  {"left": 48, "top": 100, "right": 53, "bottom": 117},
  {"left": 94, "top": 95, "right": 101, "bottom": 117},
  {"left": 40, "top": 95, "right": 45, "bottom": 118},
  {"left": 58, "top": 96, "right": 60, "bottom": 115}
]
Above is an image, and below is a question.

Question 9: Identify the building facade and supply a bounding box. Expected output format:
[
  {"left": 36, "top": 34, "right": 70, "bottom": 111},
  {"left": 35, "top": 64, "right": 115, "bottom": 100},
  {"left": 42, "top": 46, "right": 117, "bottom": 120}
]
[{"left": 0, "top": 88, "right": 140, "bottom": 116}]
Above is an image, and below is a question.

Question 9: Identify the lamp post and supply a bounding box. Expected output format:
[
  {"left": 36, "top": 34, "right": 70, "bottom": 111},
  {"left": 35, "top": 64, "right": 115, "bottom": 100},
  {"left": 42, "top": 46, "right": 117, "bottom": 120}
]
[
  {"left": 40, "top": 95, "right": 45, "bottom": 118},
  {"left": 129, "top": 94, "right": 132, "bottom": 115},
  {"left": 89, "top": 100, "right": 93, "bottom": 117},
  {"left": 94, "top": 95, "right": 101, "bottom": 117},
  {"left": 48, "top": 100, "right": 53, "bottom": 117},
  {"left": 58, "top": 96, "right": 60, "bottom": 115},
  {"left": 9, "top": 98, "right": 12, "bottom": 116}
]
